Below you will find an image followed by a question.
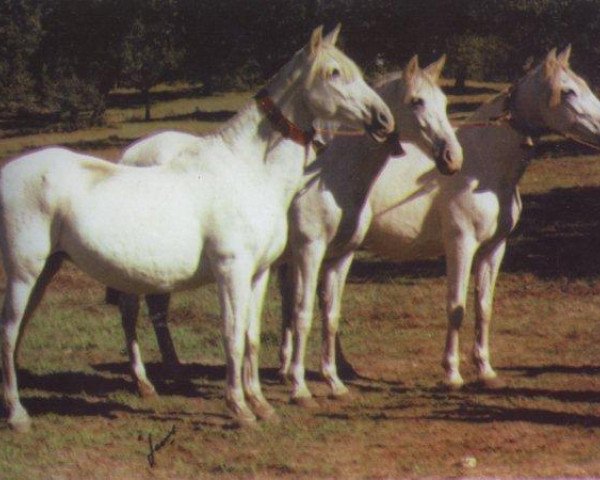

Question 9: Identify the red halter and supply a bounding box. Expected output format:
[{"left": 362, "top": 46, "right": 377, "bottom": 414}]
[{"left": 255, "top": 89, "right": 317, "bottom": 148}]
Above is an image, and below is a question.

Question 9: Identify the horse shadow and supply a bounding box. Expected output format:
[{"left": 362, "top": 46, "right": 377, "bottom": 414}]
[
  {"left": 91, "top": 361, "right": 321, "bottom": 395},
  {"left": 426, "top": 401, "right": 600, "bottom": 427},
  {"left": 504, "top": 185, "right": 600, "bottom": 279},
  {"left": 0, "top": 369, "right": 153, "bottom": 421}
]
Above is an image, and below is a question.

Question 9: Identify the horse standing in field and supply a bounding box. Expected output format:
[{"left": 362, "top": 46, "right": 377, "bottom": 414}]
[
  {"left": 362, "top": 46, "right": 600, "bottom": 388},
  {"left": 276, "top": 55, "right": 463, "bottom": 404},
  {"left": 0, "top": 25, "right": 394, "bottom": 432},
  {"left": 112, "top": 55, "right": 463, "bottom": 405}
]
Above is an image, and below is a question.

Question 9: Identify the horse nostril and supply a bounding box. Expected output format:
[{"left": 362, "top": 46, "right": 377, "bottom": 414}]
[
  {"left": 444, "top": 147, "right": 453, "bottom": 164},
  {"left": 371, "top": 107, "right": 391, "bottom": 131},
  {"left": 377, "top": 111, "right": 392, "bottom": 129}
]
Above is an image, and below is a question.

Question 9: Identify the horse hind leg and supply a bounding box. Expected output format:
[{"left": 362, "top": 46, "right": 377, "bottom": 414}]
[
  {"left": 2, "top": 254, "right": 63, "bottom": 432},
  {"left": 145, "top": 293, "right": 180, "bottom": 371},
  {"left": 119, "top": 294, "right": 157, "bottom": 398},
  {"left": 277, "top": 264, "right": 294, "bottom": 384}
]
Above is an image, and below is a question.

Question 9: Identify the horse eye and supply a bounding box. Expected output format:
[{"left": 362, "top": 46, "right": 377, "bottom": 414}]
[
  {"left": 562, "top": 88, "right": 576, "bottom": 98},
  {"left": 331, "top": 68, "right": 341, "bottom": 79},
  {"left": 410, "top": 97, "right": 424, "bottom": 108}
]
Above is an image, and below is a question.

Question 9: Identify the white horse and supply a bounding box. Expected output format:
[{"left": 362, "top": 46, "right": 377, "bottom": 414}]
[
  {"left": 0, "top": 25, "right": 394, "bottom": 432},
  {"left": 363, "top": 46, "right": 600, "bottom": 389},
  {"left": 113, "top": 55, "right": 463, "bottom": 406},
  {"left": 276, "top": 55, "right": 463, "bottom": 405}
]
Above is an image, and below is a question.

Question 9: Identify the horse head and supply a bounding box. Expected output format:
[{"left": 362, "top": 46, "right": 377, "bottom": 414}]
[
  {"left": 513, "top": 46, "right": 600, "bottom": 147},
  {"left": 283, "top": 25, "right": 395, "bottom": 143},
  {"left": 378, "top": 55, "right": 463, "bottom": 175}
]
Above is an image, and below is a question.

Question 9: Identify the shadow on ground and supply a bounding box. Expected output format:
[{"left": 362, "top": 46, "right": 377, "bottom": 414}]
[{"left": 348, "top": 185, "right": 600, "bottom": 283}]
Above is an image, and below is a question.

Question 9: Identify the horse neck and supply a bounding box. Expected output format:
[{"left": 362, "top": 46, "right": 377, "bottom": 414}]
[
  {"left": 467, "top": 93, "right": 508, "bottom": 122},
  {"left": 213, "top": 60, "right": 315, "bottom": 206},
  {"left": 461, "top": 92, "right": 533, "bottom": 189},
  {"left": 319, "top": 132, "right": 391, "bottom": 205}
]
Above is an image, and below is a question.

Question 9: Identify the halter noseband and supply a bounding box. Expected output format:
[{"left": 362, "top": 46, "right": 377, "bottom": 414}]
[{"left": 255, "top": 88, "right": 324, "bottom": 152}]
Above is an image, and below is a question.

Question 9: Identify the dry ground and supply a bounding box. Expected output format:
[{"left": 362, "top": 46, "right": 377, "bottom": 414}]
[{"left": 0, "top": 82, "right": 599, "bottom": 479}]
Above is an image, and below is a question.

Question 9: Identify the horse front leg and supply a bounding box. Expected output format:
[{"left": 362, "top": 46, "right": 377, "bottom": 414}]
[
  {"left": 318, "top": 253, "right": 354, "bottom": 399},
  {"left": 473, "top": 239, "right": 507, "bottom": 388},
  {"left": 215, "top": 259, "right": 256, "bottom": 427},
  {"left": 146, "top": 293, "right": 180, "bottom": 370},
  {"left": 289, "top": 242, "right": 326, "bottom": 407},
  {"left": 443, "top": 234, "right": 477, "bottom": 390},
  {"left": 243, "top": 268, "right": 278, "bottom": 422},
  {"left": 119, "top": 293, "right": 157, "bottom": 398}
]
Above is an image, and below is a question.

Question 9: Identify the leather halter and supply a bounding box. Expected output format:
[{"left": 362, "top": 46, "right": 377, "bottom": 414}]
[{"left": 255, "top": 88, "right": 319, "bottom": 149}]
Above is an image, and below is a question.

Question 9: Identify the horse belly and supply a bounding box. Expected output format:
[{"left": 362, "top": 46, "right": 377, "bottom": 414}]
[
  {"left": 366, "top": 194, "right": 444, "bottom": 262},
  {"left": 60, "top": 188, "right": 211, "bottom": 293}
]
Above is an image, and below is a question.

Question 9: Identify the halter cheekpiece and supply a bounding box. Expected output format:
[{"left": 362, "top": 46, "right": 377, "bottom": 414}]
[{"left": 255, "top": 88, "right": 319, "bottom": 149}]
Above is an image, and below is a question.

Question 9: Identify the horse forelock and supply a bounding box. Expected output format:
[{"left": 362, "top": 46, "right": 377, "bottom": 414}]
[
  {"left": 542, "top": 60, "right": 588, "bottom": 107},
  {"left": 306, "top": 45, "right": 362, "bottom": 86},
  {"left": 375, "top": 69, "right": 439, "bottom": 106}
]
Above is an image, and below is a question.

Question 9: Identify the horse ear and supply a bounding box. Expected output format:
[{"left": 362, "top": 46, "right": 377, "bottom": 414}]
[
  {"left": 405, "top": 55, "right": 420, "bottom": 81},
  {"left": 309, "top": 25, "right": 324, "bottom": 56},
  {"left": 543, "top": 48, "right": 559, "bottom": 77},
  {"left": 324, "top": 23, "right": 341, "bottom": 46},
  {"left": 424, "top": 54, "right": 446, "bottom": 82},
  {"left": 557, "top": 44, "right": 572, "bottom": 67},
  {"left": 546, "top": 48, "right": 558, "bottom": 63}
]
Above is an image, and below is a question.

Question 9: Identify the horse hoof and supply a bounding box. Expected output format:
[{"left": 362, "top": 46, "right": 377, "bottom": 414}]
[
  {"left": 438, "top": 380, "right": 464, "bottom": 392},
  {"left": 252, "top": 402, "right": 279, "bottom": 422},
  {"left": 290, "top": 396, "right": 319, "bottom": 409},
  {"left": 9, "top": 416, "right": 31, "bottom": 433},
  {"left": 233, "top": 413, "right": 258, "bottom": 429},
  {"left": 476, "top": 376, "right": 506, "bottom": 390},
  {"left": 138, "top": 382, "right": 158, "bottom": 398},
  {"left": 329, "top": 390, "right": 354, "bottom": 403}
]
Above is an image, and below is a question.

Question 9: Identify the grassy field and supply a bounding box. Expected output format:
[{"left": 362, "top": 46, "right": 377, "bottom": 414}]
[{"left": 0, "top": 81, "right": 599, "bottom": 479}]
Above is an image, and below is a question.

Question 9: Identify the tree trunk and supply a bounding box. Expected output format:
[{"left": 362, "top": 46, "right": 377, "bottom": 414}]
[
  {"left": 454, "top": 64, "right": 467, "bottom": 91},
  {"left": 143, "top": 86, "right": 151, "bottom": 121}
]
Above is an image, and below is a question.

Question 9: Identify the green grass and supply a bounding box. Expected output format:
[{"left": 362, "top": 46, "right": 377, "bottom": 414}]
[{"left": 0, "top": 80, "right": 600, "bottom": 478}]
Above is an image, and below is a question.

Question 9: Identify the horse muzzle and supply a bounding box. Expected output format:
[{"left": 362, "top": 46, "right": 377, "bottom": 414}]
[
  {"left": 434, "top": 141, "right": 463, "bottom": 176},
  {"left": 365, "top": 107, "right": 395, "bottom": 143}
]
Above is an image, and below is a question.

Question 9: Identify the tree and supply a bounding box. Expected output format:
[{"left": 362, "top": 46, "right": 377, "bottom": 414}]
[
  {"left": 0, "top": 0, "right": 42, "bottom": 112},
  {"left": 119, "top": 0, "right": 183, "bottom": 120}
]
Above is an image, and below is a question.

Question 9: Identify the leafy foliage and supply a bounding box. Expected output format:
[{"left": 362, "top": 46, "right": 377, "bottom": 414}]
[{"left": 2, "top": 0, "right": 600, "bottom": 129}]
